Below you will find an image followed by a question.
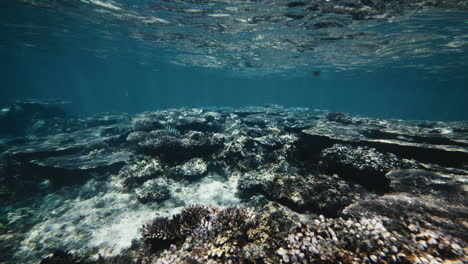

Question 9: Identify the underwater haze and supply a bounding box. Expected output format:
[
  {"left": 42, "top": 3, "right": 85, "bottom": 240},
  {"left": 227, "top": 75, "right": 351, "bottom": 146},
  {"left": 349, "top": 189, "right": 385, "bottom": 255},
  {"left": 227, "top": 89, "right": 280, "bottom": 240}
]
[
  {"left": 1, "top": 1, "right": 468, "bottom": 264},
  {"left": 1, "top": 0, "right": 467, "bottom": 120}
]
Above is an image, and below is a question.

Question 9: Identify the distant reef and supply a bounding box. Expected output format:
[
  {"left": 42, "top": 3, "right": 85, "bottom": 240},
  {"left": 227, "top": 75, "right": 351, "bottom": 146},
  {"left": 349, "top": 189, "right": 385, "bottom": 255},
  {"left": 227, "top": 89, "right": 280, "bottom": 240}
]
[{"left": 0, "top": 104, "right": 466, "bottom": 264}]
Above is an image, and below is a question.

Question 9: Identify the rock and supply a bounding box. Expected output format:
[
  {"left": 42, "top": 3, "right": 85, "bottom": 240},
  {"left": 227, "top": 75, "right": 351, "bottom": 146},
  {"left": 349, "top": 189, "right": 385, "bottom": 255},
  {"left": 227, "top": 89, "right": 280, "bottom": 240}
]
[
  {"left": 2, "top": 123, "right": 131, "bottom": 186},
  {"left": 343, "top": 193, "right": 468, "bottom": 241},
  {"left": 131, "top": 108, "right": 224, "bottom": 133},
  {"left": 408, "top": 224, "right": 420, "bottom": 233},
  {"left": 135, "top": 179, "right": 171, "bottom": 204},
  {"left": 118, "top": 159, "right": 165, "bottom": 188},
  {"left": 0, "top": 113, "right": 132, "bottom": 193},
  {"left": 40, "top": 250, "right": 74, "bottom": 264},
  {"left": 30, "top": 150, "right": 131, "bottom": 171},
  {"left": 238, "top": 168, "right": 365, "bottom": 216},
  {"left": 256, "top": 134, "right": 299, "bottom": 150},
  {"left": 4, "top": 123, "right": 131, "bottom": 161},
  {"left": 127, "top": 129, "right": 224, "bottom": 162},
  {"left": 326, "top": 112, "right": 361, "bottom": 125},
  {"left": 319, "top": 144, "right": 412, "bottom": 192},
  {"left": 301, "top": 117, "right": 468, "bottom": 168},
  {"left": 172, "top": 158, "right": 208, "bottom": 181},
  {"left": 0, "top": 99, "right": 70, "bottom": 136},
  {"left": 386, "top": 169, "right": 466, "bottom": 201}
]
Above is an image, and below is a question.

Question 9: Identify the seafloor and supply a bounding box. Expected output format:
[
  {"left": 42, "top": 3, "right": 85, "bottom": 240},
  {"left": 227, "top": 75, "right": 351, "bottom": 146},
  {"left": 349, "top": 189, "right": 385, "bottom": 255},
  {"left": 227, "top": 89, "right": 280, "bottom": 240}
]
[{"left": 0, "top": 102, "right": 467, "bottom": 264}]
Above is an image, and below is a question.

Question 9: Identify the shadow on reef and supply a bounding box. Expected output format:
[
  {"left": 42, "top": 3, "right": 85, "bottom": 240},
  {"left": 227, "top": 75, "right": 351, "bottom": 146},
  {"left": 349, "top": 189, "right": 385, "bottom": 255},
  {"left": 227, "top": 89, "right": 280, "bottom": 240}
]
[{"left": 0, "top": 105, "right": 467, "bottom": 264}]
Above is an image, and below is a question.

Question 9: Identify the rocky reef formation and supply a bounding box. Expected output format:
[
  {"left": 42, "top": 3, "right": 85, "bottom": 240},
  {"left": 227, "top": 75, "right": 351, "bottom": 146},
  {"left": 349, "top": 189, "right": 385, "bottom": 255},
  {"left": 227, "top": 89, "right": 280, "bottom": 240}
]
[{"left": 0, "top": 105, "right": 466, "bottom": 264}]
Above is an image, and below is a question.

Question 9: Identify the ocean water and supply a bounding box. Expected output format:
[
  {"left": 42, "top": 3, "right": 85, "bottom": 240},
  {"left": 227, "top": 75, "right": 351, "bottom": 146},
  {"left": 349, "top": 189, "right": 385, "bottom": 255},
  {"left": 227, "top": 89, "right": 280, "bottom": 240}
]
[
  {"left": 1, "top": 1, "right": 468, "bottom": 264},
  {"left": 1, "top": 0, "right": 467, "bottom": 120}
]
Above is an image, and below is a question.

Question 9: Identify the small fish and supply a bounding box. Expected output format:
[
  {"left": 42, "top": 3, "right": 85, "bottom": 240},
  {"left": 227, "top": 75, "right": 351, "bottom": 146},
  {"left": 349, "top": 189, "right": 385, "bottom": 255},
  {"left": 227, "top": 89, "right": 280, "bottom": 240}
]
[
  {"left": 312, "top": 71, "right": 320, "bottom": 77},
  {"left": 164, "top": 125, "right": 181, "bottom": 136}
]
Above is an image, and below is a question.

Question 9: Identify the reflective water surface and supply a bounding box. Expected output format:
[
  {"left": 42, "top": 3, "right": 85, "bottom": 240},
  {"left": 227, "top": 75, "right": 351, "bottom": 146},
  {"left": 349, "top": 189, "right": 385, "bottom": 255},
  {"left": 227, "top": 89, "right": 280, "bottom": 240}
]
[{"left": 2, "top": 0, "right": 468, "bottom": 77}]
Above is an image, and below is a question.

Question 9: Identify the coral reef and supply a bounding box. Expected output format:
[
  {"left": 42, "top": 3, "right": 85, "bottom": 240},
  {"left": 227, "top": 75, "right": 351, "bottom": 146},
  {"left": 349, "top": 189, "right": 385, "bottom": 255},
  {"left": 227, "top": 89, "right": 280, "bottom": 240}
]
[
  {"left": 135, "top": 179, "right": 171, "bottom": 204},
  {"left": 386, "top": 169, "right": 467, "bottom": 202},
  {"left": 127, "top": 129, "right": 224, "bottom": 162},
  {"left": 238, "top": 168, "right": 366, "bottom": 216},
  {"left": 118, "top": 158, "right": 165, "bottom": 188},
  {"left": 275, "top": 214, "right": 467, "bottom": 264},
  {"left": 171, "top": 158, "right": 208, "bottom": 181},
  {"left": 319, "top": 144, "right": 416, "bottom": 192},
  {"left": 129, "top": 203, "right": 468, "bottom": 264},
  {"left": 141, "top": 205, "right": 251, "bottom": 263},
  {"left": 344, "top": 193, "right": 468, "bottom": 242},
  {"left": 326, "top": 112, "right": 362, "bottom": 125},
  {"left": 0, "top": 105, "right": 466, "bottom": 264}
]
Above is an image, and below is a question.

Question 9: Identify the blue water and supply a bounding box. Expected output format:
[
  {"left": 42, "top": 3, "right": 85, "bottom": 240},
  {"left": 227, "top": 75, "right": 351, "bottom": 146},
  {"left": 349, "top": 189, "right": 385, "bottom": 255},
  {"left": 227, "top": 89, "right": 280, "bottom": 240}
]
[{"left": 1, "top": 0, "right": 467, "bottom": 120}]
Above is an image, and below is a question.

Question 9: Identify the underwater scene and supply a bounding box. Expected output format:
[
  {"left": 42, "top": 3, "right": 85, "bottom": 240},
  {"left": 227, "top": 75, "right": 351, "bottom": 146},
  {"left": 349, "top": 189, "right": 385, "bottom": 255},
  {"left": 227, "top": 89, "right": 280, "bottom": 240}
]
[{"left": 1, "top": 0, "right": 468, "bottom": 263}]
